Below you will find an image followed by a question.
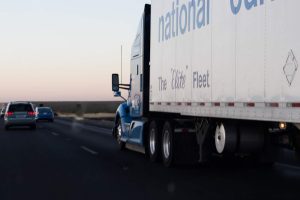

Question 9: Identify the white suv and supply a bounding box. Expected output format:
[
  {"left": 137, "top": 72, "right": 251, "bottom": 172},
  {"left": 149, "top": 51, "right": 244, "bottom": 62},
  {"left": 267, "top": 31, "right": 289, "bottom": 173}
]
[{"left": 4, "top": 102, "right": 36, "bottom": 130}]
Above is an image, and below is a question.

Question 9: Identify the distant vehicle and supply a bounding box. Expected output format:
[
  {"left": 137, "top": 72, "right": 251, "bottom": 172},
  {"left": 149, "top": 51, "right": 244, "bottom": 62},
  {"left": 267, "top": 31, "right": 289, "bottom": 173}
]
[
  {"left": 111, "top": 2, "right": 300, "bottom": 167},
  {"left": 35, "top": 107, "right": 54, "bottom": 122},
  {"left": 0, "top": 105, "right": 6, "bottom": 118},
  {"left": 4, "top": 102, "right": 36, "bottom": 130}
]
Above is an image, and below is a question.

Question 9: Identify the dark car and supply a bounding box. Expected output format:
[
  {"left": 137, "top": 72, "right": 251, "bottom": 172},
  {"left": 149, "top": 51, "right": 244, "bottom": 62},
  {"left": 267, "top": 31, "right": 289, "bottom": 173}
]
[
  {"left": 4, "top": 102, "right": 36, "bottom": 130},
  {"left": 35, "top": 107, "right": 54, "bottom": 122}
]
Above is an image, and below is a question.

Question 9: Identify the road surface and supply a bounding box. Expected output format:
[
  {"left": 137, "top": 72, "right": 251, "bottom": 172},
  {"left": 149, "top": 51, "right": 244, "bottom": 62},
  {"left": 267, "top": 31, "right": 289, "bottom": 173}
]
[{"left": 0, "top": 118, "right": 300, "bottom": 200}]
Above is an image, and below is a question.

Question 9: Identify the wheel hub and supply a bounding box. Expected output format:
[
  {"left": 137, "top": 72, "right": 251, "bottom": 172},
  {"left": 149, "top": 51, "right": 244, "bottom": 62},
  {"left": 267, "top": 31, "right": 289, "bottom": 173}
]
[
  {"left": 163, "top": 130, "right": 171, "bottom": 159},
  {"left": 117, "top": 124, "right": 122, "bottom": 144},
  {"left": 149, "top": 129, "right": 156, "bottom": 155},
  {"left": 215, "top": 124, "right": 226, "bottom": 154}
]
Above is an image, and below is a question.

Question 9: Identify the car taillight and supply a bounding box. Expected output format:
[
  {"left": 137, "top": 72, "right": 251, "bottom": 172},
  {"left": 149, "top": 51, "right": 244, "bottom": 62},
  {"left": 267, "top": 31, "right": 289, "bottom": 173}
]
[
  {"left": 28, "top": 111, "right": 36, "bottom": 116},
  {"left": 6, "top": 112, "right": 14, "bottom": 117}
]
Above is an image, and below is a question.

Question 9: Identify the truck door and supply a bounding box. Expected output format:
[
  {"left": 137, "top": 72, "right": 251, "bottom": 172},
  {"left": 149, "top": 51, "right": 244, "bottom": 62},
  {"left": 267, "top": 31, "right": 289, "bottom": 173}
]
[
  {"left": 127, "top": 5, "right": 151, "bottom": 146},
  {"left": 129, "top": 17, "right": 144, "bottom": 118}
]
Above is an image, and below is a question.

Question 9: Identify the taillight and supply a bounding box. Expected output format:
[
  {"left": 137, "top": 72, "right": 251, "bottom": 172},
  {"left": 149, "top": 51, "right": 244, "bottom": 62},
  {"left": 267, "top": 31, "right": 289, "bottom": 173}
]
[
  {"left": 28, "top": 111, "right": 36, "bottom": 116},
  {"left": 6, "top": 112, "right": 14, "bottom": 117}
]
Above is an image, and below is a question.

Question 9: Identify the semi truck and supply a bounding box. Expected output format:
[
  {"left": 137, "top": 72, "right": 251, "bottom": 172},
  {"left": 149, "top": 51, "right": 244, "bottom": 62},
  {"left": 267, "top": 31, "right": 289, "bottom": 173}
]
[{"left": 111, "top": 0, "right": 300, "bottom": 167}]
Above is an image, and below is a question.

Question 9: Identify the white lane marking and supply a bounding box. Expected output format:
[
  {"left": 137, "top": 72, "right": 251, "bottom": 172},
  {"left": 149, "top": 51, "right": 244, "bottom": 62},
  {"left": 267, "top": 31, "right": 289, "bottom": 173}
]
[
  {"left": 80, "top": 146, "right": 98, "bottom": 155},
  {"left": 51, "top": 132, "right": 59, "bottom": 136},
  {"left": 276, "top": 163, "right": 300, "bottom": 171}
]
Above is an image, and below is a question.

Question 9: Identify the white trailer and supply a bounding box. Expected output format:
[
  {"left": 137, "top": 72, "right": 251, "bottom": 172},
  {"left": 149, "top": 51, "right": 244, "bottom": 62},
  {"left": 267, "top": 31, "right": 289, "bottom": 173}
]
[
  {"left": 150, "top": 0, "right": 300, "bottom": 123},
  {"left": 112, "top": 0, "right": 300, "bottom": 167}
]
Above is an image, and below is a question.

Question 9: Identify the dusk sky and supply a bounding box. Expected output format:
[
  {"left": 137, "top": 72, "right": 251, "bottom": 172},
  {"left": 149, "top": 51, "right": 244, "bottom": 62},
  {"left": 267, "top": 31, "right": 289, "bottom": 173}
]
[{"left": 0, "top": 0, "right": 150, "bottom": 102}]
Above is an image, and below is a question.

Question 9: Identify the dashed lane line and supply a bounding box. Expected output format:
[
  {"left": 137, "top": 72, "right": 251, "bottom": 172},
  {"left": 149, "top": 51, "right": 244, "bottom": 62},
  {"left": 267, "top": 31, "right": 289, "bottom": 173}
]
[
  {"left": 51, "top": 132, "right": 59, "bottom": 136},
  {"left": 80, "top": 146, "right": 98, "bottom": 155}
]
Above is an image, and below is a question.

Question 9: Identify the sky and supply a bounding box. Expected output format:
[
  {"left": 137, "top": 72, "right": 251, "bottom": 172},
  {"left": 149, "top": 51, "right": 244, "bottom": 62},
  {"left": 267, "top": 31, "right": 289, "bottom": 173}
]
[{"left": 0, "top": 0, "right": 150, "bottom": 102}]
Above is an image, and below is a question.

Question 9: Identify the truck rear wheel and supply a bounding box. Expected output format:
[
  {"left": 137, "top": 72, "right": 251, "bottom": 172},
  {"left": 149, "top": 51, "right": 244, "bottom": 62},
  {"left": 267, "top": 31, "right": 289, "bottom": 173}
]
[
  {"left": 162, "top": 121, "right": 175, "bottom": 167},
  {"left": 148, "top": 121, "right": 161, "bottom": 162}
]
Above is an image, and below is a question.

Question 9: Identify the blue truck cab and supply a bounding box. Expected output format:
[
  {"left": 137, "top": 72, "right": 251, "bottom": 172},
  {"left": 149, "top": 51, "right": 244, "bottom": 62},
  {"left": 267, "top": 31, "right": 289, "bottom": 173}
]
[{"left": 112, "top": 5, "right": 151, "bottom": 153}]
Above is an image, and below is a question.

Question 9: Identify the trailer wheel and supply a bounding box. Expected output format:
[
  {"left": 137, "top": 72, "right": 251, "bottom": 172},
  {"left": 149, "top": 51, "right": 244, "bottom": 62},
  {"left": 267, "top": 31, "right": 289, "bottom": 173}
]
[
  {"left": 147, "top": 121, "right": 161, "bottom": 162},
  {"left": 116, "top": 119, "right": 125, "bottom": 150},
  {"left": 162, "top": 121, "right": 175, "bottom": 167},
  {"left": 239, "top": 123, "right": 264, "bottom": 153},
  {"left": 289, "top": 125, "right": 300, "bottom": 160},
  {"left": 215, "top": 122, "right": 238, "bottom": 154}
]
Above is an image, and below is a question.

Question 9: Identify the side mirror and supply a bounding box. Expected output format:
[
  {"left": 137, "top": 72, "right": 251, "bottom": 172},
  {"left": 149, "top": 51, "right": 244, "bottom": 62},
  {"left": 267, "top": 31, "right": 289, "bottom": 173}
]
[{"left": 112, "top": 74, "right": 120, "bottom": 92}]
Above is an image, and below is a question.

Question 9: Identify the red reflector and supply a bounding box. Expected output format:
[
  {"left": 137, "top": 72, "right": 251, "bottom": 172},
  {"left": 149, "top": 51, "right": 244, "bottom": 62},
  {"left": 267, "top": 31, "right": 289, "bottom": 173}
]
[
  {"left": 214, "top": 103, "right": 220, "bottom": 107},
  {"left": 227, "top": 102, "right": 235, "bottom": 107},
  {"left": 269, "top": 103, "right": 279, "bottom": 107},
  {"left": 246, "top": 103, "right": 255, "bottom": 107},
  {"left": 292, "top": 103, "right": 300, "bottom": 107}
]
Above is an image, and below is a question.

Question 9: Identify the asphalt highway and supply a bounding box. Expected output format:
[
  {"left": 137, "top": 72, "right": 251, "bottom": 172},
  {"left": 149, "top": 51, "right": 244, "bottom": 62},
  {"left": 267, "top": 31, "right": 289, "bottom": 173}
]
[{"left": 0, "top": 118, "right": 300, "bottom": 200}]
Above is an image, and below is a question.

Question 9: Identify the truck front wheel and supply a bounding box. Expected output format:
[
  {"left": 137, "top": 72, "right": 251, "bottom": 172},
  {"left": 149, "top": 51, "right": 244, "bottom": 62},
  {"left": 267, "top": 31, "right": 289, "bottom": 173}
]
[{"left": 116, "top": 119, "right": 125, "bottom": 150}]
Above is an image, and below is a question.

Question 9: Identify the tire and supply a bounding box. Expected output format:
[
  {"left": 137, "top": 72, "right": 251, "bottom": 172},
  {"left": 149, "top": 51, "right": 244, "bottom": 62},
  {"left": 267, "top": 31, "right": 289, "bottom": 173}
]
[
  {"left": 116, "top": 118, "right": 125, "bottom": 150},
  {"left": 31, "top": 125, "right": 37, "bottom": 130},
  {"left": 214, "top": 121, "right": 238, "bottom": 154},
  {"left": 239, "top": 123, "right": 264, "bottom": 153},
  {"left": 161, "top": 121, "right": 175, "bottom": 168},
  {"left": 147, "top": 121, "right": 161, "bottom": 162}
]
